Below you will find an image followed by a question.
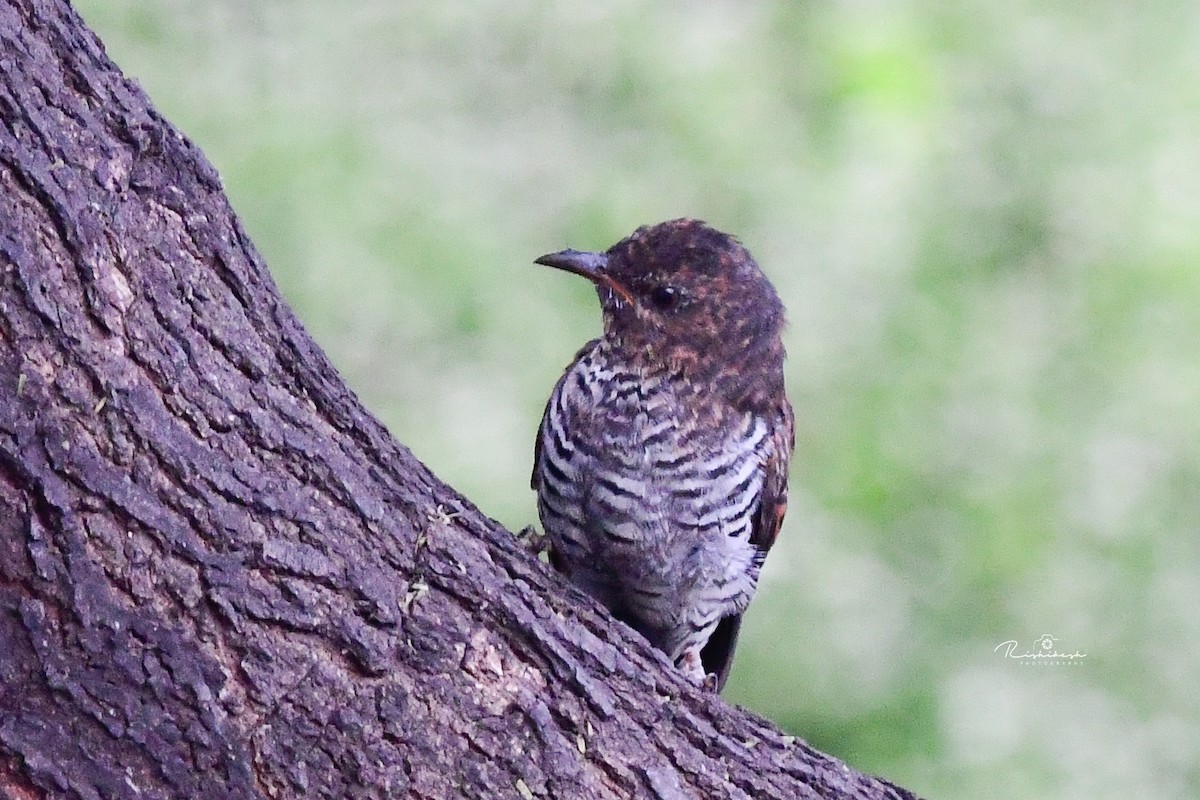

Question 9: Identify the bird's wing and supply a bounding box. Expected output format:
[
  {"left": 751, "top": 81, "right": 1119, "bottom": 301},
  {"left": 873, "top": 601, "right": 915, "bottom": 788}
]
[
  {"left": 702, "top": 398, "right": 795, "bottom": 690},
  {"left": 751, "top": 397, "right": 795, "bottom": 557}
]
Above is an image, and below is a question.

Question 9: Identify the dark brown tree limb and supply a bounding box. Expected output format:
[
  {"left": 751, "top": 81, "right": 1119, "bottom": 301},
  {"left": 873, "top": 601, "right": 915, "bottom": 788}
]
[{"left": 0, "top": 1, "right": 921, "bottom": 797}]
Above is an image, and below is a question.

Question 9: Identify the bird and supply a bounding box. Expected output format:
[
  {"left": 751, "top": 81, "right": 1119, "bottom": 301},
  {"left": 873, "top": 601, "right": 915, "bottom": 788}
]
[{"left": 530, "top": 218, "right": 794, "bottom": 691}]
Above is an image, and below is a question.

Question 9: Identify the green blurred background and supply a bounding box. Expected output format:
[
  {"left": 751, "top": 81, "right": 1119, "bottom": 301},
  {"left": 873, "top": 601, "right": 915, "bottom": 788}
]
[{"left": 74, "top": 1, "right": 1200, "bottom": 797}]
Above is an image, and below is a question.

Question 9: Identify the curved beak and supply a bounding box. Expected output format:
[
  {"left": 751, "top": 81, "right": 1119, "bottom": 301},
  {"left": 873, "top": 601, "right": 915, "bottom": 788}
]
[{"left": 534, "top": 249, "right": 634, "bottom": 305}]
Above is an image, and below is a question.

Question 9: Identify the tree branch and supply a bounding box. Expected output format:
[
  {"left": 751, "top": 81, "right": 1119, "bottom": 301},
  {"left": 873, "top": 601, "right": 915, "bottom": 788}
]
[{"left": 0, "top": 1, "right": 920, "bottom": 797}]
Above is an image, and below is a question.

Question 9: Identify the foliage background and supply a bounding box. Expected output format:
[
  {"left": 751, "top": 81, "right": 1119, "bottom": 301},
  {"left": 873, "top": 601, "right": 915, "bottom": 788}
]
[{"left": 75, "top": 2, "right": 1200, "bottom": 797}]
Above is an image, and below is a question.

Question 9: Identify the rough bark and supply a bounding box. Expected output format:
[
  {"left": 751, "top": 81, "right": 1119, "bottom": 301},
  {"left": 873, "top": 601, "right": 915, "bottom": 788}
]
[{"left": 0, "top": 1, "right": 921, "bottom": 798}]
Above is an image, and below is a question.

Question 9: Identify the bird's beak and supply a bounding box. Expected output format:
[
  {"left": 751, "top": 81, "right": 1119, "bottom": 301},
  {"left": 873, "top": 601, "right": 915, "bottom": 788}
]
[{"left": 534, "top": 249, "right": 635, "bottom": 305}]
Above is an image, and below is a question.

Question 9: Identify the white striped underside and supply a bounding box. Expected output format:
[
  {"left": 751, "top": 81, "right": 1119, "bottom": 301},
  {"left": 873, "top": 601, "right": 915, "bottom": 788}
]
[{"left": 536, "top": 346, "right": 772, "bottom": 663}]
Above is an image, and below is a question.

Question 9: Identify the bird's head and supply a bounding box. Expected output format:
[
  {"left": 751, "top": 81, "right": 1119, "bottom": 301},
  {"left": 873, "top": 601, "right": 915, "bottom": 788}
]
[{"left": 535, "top": 219, "right": 786, "bottom": 381}]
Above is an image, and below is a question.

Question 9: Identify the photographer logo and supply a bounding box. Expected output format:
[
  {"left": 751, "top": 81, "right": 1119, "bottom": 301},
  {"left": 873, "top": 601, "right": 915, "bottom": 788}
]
[{"left": 994, "top": 634, "right": 1087, "bottom": 666}]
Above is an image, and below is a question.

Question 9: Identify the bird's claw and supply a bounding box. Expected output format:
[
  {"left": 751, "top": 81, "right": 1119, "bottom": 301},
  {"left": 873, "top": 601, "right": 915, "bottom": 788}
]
[{"left": 517, "top": 525, "right": 549, "bottom": 557}]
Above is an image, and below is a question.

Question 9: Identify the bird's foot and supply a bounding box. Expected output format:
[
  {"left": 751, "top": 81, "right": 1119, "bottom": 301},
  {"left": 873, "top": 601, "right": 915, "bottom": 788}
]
[
  {"left": 677, "top": 647, "right": 719, "bottom": 691},
  {"left": 516, "top": 525, "right": 549, "bottom": 557}
]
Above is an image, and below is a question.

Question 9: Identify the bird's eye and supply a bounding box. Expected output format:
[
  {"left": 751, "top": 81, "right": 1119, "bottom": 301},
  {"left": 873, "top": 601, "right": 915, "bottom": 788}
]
[{"left": 649, "top": 285, "right": 680, "bottom": 310}]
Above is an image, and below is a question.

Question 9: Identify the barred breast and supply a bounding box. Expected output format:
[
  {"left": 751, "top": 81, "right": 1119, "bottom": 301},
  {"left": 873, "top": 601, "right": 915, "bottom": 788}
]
[{"left": 534, "top": 340, "right": 774, "bottom": 668}]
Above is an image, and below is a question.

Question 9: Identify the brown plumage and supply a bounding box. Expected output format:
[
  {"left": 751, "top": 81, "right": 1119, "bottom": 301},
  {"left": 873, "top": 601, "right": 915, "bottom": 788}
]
[{"left": 531, "top": 219, "right": 793, "bottom": 690}]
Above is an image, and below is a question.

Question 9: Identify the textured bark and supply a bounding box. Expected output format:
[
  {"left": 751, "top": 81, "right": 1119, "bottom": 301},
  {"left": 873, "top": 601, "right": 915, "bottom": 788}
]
[{"left": 0, "top": 1, "right": 921, "bottom": 798}]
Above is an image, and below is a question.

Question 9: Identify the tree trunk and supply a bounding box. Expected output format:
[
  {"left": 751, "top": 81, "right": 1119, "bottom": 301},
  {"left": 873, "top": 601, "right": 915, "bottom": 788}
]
[{"left": 0, "top": 1, "right": 920, "bottom": 798}]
